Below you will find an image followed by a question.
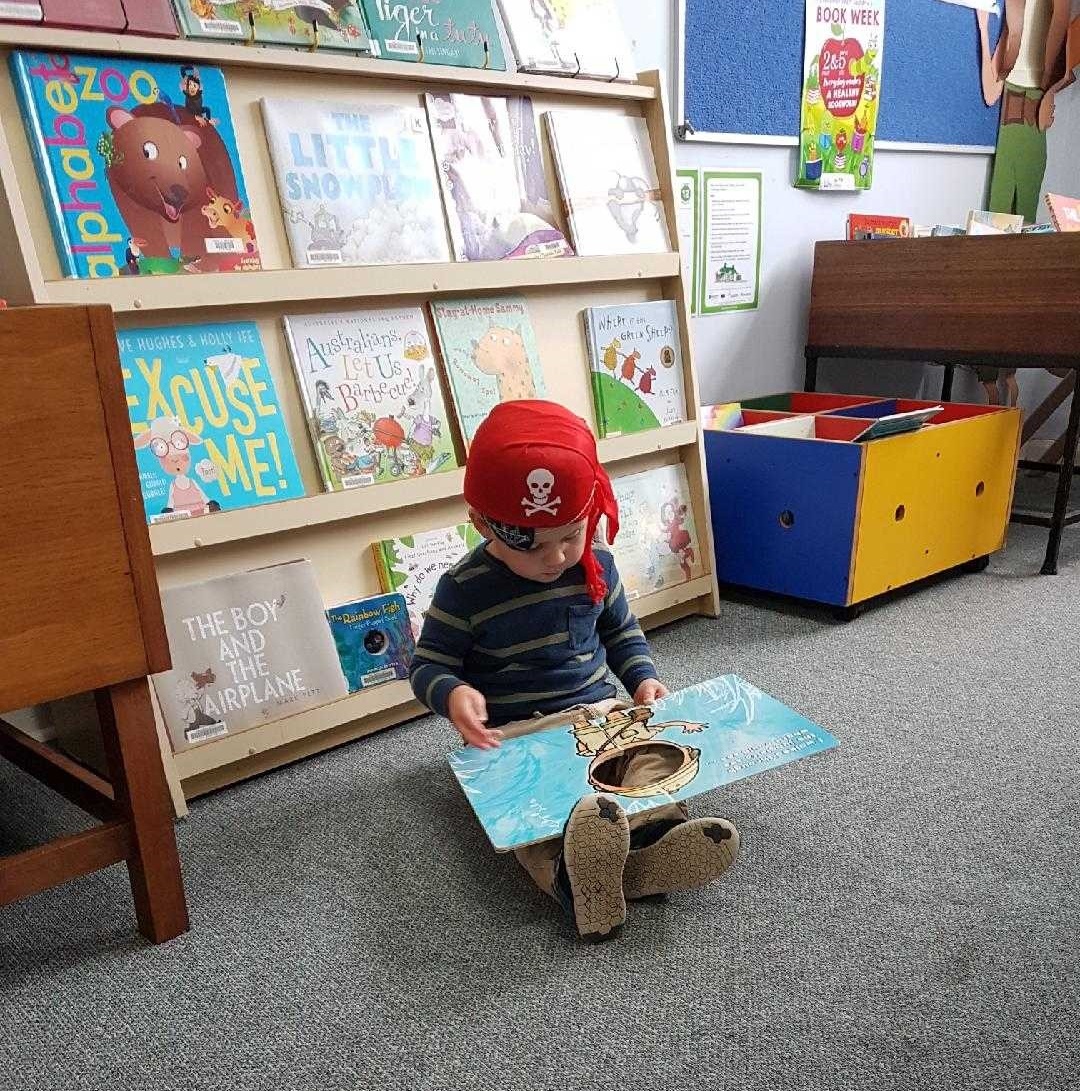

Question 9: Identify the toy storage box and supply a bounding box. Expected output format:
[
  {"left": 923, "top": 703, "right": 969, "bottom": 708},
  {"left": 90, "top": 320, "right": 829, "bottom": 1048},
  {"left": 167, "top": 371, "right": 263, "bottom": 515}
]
[{"left": 704, "top": 395, "right": 1022, "bottom": 613}]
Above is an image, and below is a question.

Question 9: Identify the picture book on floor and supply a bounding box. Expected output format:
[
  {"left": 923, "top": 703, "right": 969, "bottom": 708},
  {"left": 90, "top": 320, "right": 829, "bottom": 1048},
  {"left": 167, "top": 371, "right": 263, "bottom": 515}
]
[
  {"left": 372, "top": 523, "right": 483, "bottom": 640},
  {"left": 546, "top": 110, "right": 670, "bottom": 256},
  {"left": 40, "top": 0, "right": 125, "bottom": 30},
  {"left": 154, "top": 560, "right": 348, "bottom": 752},
  {"left": 430, "top": 295, "right": 547, "bottom": 446},
  {"left": 496, "top": 0, "right": 636, "bottom": 81},
  {"left": 1045, "top": 193, "right": 1080, "bottom": 232},
  {"left": 360, "top": 0, "right": 505, "bottom": 68},
  {"left": 117, "top": 321, "right": 305, "bottom": 524},
  {"left": 425, "top": 91, "right": 572, "bottom": 262},
  {"left": 449, "top": 674, "right": 839, "bottom": 851},
  {"left": 262, "top": 97, "right": 450, "bottom": 268},
  {"left": 584, "top": 301, "right": 685, "bottom": 437},
  {"left": 171, "top": 0, "right": 372, "bottom": 50},
  {"left": 846, "top": 214, "right": 912, "bottom": 240},
  {"left": 327, "top": 592, "right": 415, "bottom": 691},
  {"left": 283, "top": 306, "right": 459, "bottom": 492},
  {"left": 11, "top": 51, "right": 262, "bottom": 279},
  {"left": 610, "top": 463, "right": 703, "bottom": 599}
]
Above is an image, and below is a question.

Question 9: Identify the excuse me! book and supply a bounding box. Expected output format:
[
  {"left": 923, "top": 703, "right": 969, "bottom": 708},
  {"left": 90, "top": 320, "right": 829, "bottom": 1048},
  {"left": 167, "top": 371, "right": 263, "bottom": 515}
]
[{"left": 11, "top": 51, "right": 262, "bottom": 278}]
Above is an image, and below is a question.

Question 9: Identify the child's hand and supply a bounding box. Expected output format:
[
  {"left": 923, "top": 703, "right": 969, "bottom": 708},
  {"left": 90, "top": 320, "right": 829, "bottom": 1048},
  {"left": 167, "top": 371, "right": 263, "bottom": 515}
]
[
  {"left": 448, "top": 685, "right": 503, "bottom": 750},
  {"left": 634, "top": 679, "right": 670, "bottom": 705}
]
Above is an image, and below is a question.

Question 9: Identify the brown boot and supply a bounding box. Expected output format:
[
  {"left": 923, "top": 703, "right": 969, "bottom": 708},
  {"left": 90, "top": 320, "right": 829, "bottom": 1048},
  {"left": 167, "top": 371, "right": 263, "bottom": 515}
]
[{"left": 623, "top": 817, "right": 739, "bottom": 900}]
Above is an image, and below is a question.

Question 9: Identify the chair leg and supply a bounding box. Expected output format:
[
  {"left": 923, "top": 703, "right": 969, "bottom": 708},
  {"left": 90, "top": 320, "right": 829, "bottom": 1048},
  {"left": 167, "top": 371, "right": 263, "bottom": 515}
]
[{"left": 96, "top": 680, "right": 189, "bottom": 944}]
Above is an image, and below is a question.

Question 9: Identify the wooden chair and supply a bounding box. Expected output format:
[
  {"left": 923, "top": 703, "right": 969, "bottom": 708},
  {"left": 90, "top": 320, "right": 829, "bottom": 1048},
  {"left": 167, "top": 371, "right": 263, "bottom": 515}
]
[{"left": 0, "top": 304, "right": 188, "bottom": 944}]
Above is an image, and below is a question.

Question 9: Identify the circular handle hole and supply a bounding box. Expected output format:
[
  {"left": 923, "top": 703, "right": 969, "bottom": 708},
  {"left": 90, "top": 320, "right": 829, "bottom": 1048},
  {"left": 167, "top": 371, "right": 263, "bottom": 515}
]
[
  {"left": 975, "top": 481, "right": 985, "bottom": 497},
  {"left": 895, "top": 504, "right": 906, "bottom": 522},
  {"left": 779, "top": 510, "right": 795, "bottom": 529}
]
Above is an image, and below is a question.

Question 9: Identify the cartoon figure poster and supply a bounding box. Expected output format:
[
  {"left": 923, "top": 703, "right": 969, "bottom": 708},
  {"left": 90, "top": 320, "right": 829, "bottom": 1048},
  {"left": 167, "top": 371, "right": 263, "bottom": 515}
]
[
  {"left": 449, "top": 675, "right": 839, "bottom": 851},
  {"left": 796, "top": 1, "right": 886, "bottom": 191}
]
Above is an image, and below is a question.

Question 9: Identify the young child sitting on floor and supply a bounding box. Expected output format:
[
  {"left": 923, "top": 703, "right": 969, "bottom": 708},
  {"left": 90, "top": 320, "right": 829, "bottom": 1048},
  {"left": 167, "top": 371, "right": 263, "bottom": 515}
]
[{"left": 410, "top": 401, "right": 739, "bottom": 941}]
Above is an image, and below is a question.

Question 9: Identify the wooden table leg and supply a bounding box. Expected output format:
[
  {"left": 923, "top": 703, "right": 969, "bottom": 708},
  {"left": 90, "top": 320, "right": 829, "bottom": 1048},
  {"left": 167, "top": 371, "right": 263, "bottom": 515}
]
[
  {"left": 96, "top": 680, "right": 189, "bottom": 944},
  {"left": 1042, "top": 376, "right": 1080, "bottom": 576}
]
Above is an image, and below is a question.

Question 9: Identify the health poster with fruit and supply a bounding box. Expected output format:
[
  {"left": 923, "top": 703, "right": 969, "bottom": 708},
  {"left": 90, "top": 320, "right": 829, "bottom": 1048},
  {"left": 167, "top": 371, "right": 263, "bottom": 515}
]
[{"left": 797, "top": 1, "right": 885, "bottom": 191}]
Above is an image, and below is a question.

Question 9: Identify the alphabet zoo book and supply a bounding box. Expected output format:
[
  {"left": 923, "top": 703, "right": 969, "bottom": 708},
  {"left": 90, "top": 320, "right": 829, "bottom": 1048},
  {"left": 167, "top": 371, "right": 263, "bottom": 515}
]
[
  {"left": 283, "top": 307, "right": 459, "bottom": 492},
  {"left": 11, "top": 51, "right": 262, "bottom": 279},
  {"left": 430, "top": 295, "right": 547, "bottom": 447},
  {"left": 261, "top": 97, "right": 450, "bottom": 268},
  {"left": 584, "top": 300, "right": 686, "bottom": 437},
  {"left": 153, "top": 559, "right": 348, "bottom": 752},
  {"left": 449, "top": 674, "right": 838, "bottom": 851},
  {"left": 117, "top": 321, "right": 305, "bottom": 524}
]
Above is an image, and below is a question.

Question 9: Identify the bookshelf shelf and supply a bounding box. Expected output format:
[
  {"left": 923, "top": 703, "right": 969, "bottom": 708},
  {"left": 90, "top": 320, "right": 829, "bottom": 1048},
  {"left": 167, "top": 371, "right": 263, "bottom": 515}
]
[
  {"left": 0, "top": 24, "right": 656, "bottom": 102},
  {"left": 43, "top": 254, "right": 682, "bottom": 315}
]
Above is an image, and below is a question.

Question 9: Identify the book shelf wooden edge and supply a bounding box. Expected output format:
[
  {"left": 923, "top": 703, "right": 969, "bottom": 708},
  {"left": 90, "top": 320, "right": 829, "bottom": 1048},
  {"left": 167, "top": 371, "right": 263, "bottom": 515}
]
[
  {"left": 0, "top": 25, "right": 656, "bottom": 102},
  {"left": 41, "top": 254, "right": 682, "bottom": 314},
  {"left": 151, "top": 423, "right": 702, "bottom": 556},
  {"left": 173, "top": 575, "right": 715, "bottom": 795}
]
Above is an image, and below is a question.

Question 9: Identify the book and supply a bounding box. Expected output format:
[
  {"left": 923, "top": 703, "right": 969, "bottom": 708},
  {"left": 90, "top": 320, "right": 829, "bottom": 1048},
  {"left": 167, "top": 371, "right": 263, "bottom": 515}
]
[
  {"left": 117, "top": 321, "right": 306, "bottom": 524},
  {"left": 327, "top": 592, "right": 415, "bottom": 691},
  {"left": 425, "top": 91, "right": 572, "bottom": 261},
  {"left": 966, "top": 209, "right": 1024, "bottom": 235},
  {"left": 372, "top": 523, "right": 483, "bottom": 640},
  {"left": 40, "top": 0, "right": 125, "bottom": 29},
  {"left": 546, "top": 110, "right": 671, "bottom": 256},
  {"left": 449, "top": 674, "right": 839, "bottom": 851},
  {"left": 701, "top": 402, "right": 743, "bottom": 431},
  {"left": 0, "top": 3, "right": 42, "bottom": 21},
  {"left": 852, "top": 406, "right": 943, "bottom": 442},
  {"left": 1045, "top": 193, "right": 1080, "bottom": 232},
  {"left": 610, "top": 464, "right": 703, "bottom": 600},
  {"left": 429, "top": 294, "right": 547, "bottom": 447},
  {"left": 261, "top": 97, "right": 450, "bottom": 268},
  {"left": 1022, "top": 222, "right": 1057, "bottom": 234},
  {"left": 153, "top": 560, "right": 349, "bottom": 752},
  {"left": 122, "top": 0, "right": 180, "bottom": 35},
  {"left": 282, "top": 306, "right": 460, "bottom": 491},
  {"left": 846, "top": 214, "right": 912, "bottom": 240},
  {"left": 360, "top": 0, "right": 505, "bottom": 68},
  {"left": 171, "top": 1, "right": 372, "bottom": 50},
  {"left": 583, "top": 301, "right": 686, "bottom": 438},
  {"left": 496, "top": 0, "right": 636, "bottom": 81},
  {"left": 10, "top": 51, "right": 262, "bottom": 279},
  {"left": 930, "top": 224, "right": 966, "bottom": 237}
]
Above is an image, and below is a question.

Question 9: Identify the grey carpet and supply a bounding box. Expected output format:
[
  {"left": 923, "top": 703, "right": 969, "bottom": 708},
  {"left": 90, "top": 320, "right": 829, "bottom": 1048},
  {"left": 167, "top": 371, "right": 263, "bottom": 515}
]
[{"left": 2, "top": 521, "right": 1078, "bottom": 1091}]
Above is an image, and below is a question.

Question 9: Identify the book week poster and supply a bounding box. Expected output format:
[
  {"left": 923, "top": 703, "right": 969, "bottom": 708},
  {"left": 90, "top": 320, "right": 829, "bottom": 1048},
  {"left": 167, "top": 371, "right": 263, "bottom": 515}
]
[{"left": 797, "top": 1, "right": 885, "bottom": 191}]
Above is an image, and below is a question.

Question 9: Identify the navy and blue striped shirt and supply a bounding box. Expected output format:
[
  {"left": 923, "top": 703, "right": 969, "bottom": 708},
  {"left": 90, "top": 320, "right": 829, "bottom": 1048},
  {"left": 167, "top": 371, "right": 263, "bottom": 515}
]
[{"left": 409, "top": 545, "right": 658, "bottom": 727}]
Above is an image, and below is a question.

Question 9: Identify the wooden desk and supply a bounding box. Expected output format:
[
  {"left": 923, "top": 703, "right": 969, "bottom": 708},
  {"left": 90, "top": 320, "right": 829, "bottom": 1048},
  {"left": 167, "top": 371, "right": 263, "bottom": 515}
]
[
  {"left": 804, "top": 234, "right": 1080, "bottom": 576},
  {"left": 0, "top": 304, "right": 187, "bottom": 943}
]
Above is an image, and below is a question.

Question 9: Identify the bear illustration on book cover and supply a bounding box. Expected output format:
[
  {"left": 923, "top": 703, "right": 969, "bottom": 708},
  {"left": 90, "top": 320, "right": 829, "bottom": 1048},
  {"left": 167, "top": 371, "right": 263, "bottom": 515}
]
[{"left": 10, "top": 51, "right": 262, "bottom": 278}]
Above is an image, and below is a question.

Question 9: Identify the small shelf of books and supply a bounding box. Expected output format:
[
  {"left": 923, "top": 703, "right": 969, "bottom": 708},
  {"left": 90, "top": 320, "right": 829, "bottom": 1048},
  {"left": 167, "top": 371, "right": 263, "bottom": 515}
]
[{"left": 0, "top": 6, "right": 720, "bottom": 808}]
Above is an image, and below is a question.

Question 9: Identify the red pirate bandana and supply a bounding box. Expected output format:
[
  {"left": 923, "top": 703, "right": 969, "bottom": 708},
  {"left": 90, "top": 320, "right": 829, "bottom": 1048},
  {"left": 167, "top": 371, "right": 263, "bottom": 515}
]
[{"left": 464, "top": 401, "right": 620, "bottom": 604}]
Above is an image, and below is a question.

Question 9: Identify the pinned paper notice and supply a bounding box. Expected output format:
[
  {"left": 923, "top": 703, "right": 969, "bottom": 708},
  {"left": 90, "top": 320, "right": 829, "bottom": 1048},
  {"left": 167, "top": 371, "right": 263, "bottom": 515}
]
[{"left": 936, "top": 0, "right": 1000, "bottom": 13}]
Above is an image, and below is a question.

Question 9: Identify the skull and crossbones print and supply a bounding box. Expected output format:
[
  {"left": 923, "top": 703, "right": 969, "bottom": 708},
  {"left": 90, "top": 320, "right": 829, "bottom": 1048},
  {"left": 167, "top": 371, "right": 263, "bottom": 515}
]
[{"left": 522, "top": 468, "right": 562, "bottom": 517}]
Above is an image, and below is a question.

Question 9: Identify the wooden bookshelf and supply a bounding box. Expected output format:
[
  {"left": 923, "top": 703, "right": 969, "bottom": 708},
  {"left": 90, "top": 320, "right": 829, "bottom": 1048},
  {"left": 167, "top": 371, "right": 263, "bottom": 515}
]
[{"left": 0, "top": 26, "right": 720, "bottom": 812}]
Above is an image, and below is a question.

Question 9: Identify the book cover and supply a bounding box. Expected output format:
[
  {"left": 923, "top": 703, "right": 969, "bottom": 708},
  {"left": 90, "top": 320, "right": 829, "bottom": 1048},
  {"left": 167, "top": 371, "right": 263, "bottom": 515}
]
[
  {"left": 701, "top": 402, "right": 743, "bottom": 431},
  {"left": 1045, "top": 193, "right": 1080, "bottom": 232},
  {"left": 171, "top": 1, "right": 372, "bottom": 50},
  {"left": 261, "top": 97, "right": 450, "bottom": 268},
  {"left": 852, "top": 406, "right": 943, "bottom": 443},
  {"left": 122, "top": 0, "right": 180, "bottom": 35},
  {"left": 0, "top": 3, "right": 42, "bottom": 21},
  {"left": 584, "top": 301, "right": 685, "bottom": 438},
  {"left": 283, "top": 306, "right": 459, "bottom": 491},
  {"left": 372, "top": 523, "right": 483, "bottom": 640},
  {"left": 117, "top": 321, "right": 306, "bottom": 524},
  {"left": 425, "top": 91, "right": 572, "bottom": 261},
  {"left": 1022, "top": 222, "right": 1057, "bottom": 234},
  {"left": 40, "top": 0, "right": 125, "bottom": 29},
  {"left": 327, "top": 592, "right": 415, "bottom": 691},
  {"left": 360, "top": 0, "right": 505, "bottom": 68},
  {"left": 546, "top": 110, "right": 671, "bottom": 256},
  {"left": 610, "top": 464, "right": 703, "bottom": 600},
  {"left": 10, "top": 51, "right": 262, "bottom": 279},
  {"left": 966, "top": 210, "right": 1024, "bottom": 234},
  {"left": 449, "top": 674, "right": 839, "bottom": 851},
  {"left": 429, "top": 295, "right": 547, "bottom": 447},
  {"left": 153, "top": 560, "right": 349, "bottom": 752},
  {"left": 495, "top": 0, "right": 636, "bottom": 80},
  {"left": 930, "top": 224, "right": 966, "bottom": 237},
  {"left": 846, "top": 214, "right": 912, "bottom": 240}
]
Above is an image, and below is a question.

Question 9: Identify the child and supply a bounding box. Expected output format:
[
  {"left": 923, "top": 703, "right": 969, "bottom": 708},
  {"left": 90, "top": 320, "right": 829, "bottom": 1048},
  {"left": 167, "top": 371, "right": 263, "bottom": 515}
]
[{"left": 410, "top": 401, "right": 739, "bottom": 941}]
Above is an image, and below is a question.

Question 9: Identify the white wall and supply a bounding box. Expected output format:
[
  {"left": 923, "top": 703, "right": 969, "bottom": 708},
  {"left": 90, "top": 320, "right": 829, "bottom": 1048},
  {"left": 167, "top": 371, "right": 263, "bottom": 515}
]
[{"left": 619, "top": 1, "right": 994, "bottom": 405}]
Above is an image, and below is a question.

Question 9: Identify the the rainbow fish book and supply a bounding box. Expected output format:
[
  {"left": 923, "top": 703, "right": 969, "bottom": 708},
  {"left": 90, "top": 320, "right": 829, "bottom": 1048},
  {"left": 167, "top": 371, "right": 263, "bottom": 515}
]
[
  {"left": 449, "top": 675, "right": 839, "bottom": 851},
  {"left": 584, "top": 300, "right": 686, "bottom": 437},
  {"left": 327, "top": 592, "right": 415, "bottom": 692},
  {"left": 117, "top": 321, "right": 305, "bottom": 524},
  {"left": 11, "top": 51, "right": 261, "bottom": 279}
]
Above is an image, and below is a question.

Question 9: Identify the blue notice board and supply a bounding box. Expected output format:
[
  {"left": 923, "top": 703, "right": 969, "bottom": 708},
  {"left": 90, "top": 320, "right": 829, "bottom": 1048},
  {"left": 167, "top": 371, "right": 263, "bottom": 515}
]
[{"left": 680, "top": 0, "right": 1002, "bottom": 149}]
